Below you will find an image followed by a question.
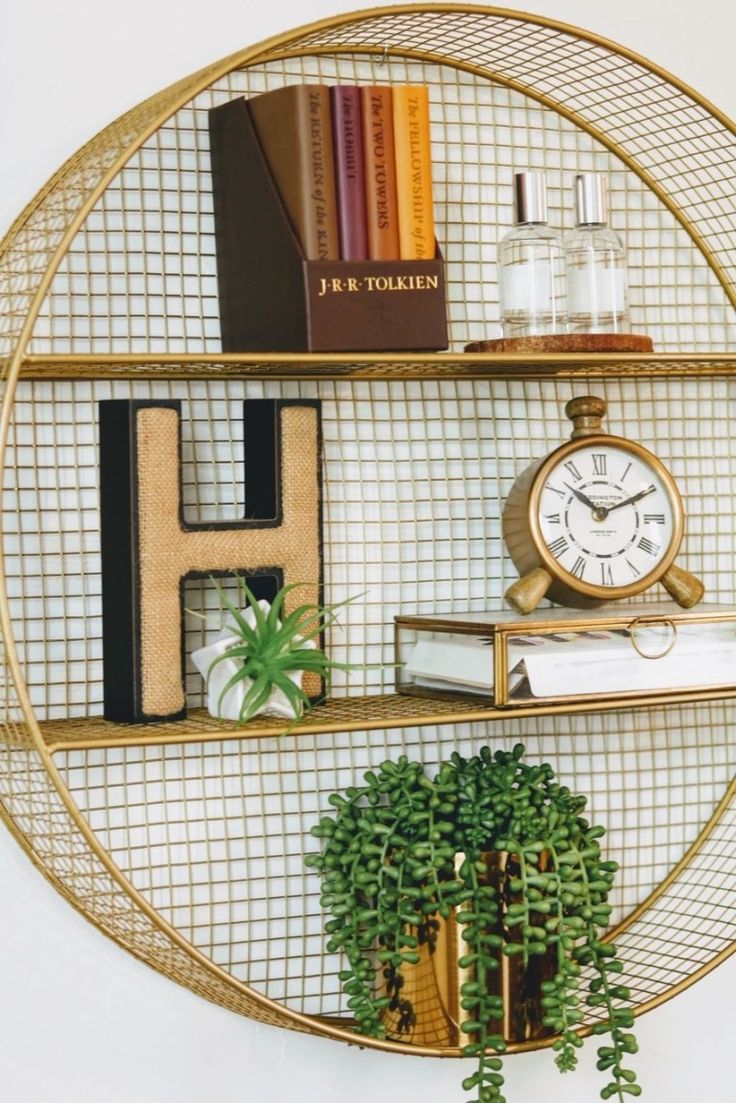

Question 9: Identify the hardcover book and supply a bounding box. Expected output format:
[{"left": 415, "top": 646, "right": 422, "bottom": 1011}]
[
  {"left": 330, "top": 85, "right": 369, "bottom": 260},
  {"left": 392, "top": 85, "right": 436, "bottom": 260},
  {"left": 247, "top": 83, "right": 339, "bottom": 261},
  {"left": 360, "top": 85, "right": 400, "bottom": 260}
]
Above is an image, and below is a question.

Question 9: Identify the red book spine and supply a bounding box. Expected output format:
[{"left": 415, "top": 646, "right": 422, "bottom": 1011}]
[{"left": 331, "top": 86, "right": 369, "bottom": 261}]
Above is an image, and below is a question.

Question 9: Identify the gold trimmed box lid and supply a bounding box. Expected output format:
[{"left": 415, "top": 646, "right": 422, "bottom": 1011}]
[{"left": 395, "top": 602, "right": 736, "bottom": 636}]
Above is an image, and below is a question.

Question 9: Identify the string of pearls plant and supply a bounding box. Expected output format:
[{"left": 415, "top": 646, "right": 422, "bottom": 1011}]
[{"left": 307, "top": 744, "right": 641, "bottom": 1102}]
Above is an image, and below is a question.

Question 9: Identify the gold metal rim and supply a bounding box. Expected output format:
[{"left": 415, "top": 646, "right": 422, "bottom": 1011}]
[
  {"left": 527, "top": 434, "right": 684, "bottom": 601},
  {"left": 13, "top": 350, "right": 736, "bottom": 383}
]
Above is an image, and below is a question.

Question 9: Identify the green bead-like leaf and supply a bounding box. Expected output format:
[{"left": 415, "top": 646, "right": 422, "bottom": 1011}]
[{"left": 306, "top": 741, "right": 638, "bottom": 1103}]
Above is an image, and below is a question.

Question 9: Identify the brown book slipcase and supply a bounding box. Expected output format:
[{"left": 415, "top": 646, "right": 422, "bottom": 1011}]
[{"left": 209, "top": 95, "right": 448, "bottom": 353}]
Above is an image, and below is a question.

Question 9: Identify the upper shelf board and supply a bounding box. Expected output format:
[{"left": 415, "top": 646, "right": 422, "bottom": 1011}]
[{"left": 11, "top": 352, "right": 736, "bottom": 381}]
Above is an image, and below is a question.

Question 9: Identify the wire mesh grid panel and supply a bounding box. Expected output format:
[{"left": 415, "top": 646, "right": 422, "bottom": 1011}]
[
  {"left": 282, "top": 7, "right": 736, "bottom": 303},
  {"left": 0, "top": 739, "right": 307, "bottom": 1029},
  {"left": 5, "top": 374, "right": 736, "bottom": 720},
  {"left": 53, "top": 702, "right": 736, "bottom": 1020},
  {"left": 28, "top": 56, "right": 736, "bottom": 355},
  {"left": 5, "top": 367, "right": 736, "bottom": 1027},
  {"left": 2, "top": 2, "right": 736, "bottom": 1049}
]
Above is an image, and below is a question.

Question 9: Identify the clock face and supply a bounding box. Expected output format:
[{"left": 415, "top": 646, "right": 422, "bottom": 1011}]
[{"left": 534, "top": 438, "right": 680, "bottom": 594}]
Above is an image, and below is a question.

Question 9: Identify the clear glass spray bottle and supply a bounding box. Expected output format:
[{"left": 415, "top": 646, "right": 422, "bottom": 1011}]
[
  {"left": 564, "top": 174, "right": 629, "bottom": 333},
  {"left": 497, "top": 172, "right": 567, "bottom": 338}
]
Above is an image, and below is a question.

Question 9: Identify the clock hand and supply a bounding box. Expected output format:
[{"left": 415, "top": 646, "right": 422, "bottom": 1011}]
[
  {"left": 604, "top": 484, "right": 657, "bottom": 515},
  {"left": 563, "top": 483, "right": 599, "bottom": 512},
  {"left": 563, "top": 481, "right": 656, "bottom": 522}
]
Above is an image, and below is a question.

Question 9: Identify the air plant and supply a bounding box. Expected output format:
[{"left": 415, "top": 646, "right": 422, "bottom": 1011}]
[{"left": 191, "top": 576, "right": 356, "bottom": 723}]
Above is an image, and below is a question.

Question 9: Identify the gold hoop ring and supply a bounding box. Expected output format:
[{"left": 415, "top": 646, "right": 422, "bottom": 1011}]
[{"left": 628, "top": 617, "right": 678, "bottom": 660}]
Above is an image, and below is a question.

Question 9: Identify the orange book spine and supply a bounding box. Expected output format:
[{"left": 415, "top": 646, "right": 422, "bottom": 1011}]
[
  {"left": 360, "top": 86, "right": 400, "bottom": 260},
  {"left": 392, "top": 85, "right": 436, "bottom": 260}
]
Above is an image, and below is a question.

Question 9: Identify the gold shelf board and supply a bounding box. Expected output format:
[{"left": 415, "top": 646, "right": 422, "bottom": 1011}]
[
  {"left": 37, "top": 685, "right": 736, "bottom": 755},
  {"left": 14, "top": 351, "right": 736, "bottom": 382}
]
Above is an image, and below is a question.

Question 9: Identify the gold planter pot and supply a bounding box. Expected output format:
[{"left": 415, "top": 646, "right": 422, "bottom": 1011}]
[{"left": 382, "top": 852, "right": 557, "bottom": 1048}]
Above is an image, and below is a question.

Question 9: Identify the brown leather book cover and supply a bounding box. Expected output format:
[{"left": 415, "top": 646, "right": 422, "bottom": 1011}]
[
  {"left": 330, "top": 85, "right": 369, "bottom": 260},
  {"left": 392, "top": 85, "right": 436, "bottom": 259},
  {"left": 360, "top": 86, "right": 400, "bottom": 260},
  {"left": 247, "top": 84, "right": 339, "bottom": 261}
]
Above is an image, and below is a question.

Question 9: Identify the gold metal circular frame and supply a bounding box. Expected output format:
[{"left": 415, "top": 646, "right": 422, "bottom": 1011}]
[{"left": 1, "top": 2, "right": 736, "bottom": 1061}]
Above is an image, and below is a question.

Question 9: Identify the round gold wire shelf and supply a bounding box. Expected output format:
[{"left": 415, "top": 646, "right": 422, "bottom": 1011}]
[{"left": 1, "top": 3, "right": 736, "bottom": 1057}]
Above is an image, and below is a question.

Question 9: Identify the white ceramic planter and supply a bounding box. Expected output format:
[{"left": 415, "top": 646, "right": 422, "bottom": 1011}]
[{"left": 190, "top": 600, "right": 314, "bottom": 721}]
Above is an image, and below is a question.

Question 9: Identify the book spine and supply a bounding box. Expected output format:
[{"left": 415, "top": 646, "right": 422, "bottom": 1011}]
[
  {"left": 300, "top": 87, "right": 340, "bottom": 261},
  {"left": 330, "top": 86, "right": 369, "bottom": 261},
  {"left": 392, "top": 85, "right": 436, "bottom": 260},
  {"left": 247, "top": 84, "right": 339, "bottom": 261},
  {"left": 360, "top": 86, "right": 400, "bottom": 260}
]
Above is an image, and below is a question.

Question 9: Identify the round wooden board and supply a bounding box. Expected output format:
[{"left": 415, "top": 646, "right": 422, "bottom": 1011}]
[{"left": 464, "top": 333, "right": 654, "bottom": 353}]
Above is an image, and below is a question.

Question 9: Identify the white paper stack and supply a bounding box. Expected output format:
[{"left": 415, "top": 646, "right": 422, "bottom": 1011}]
[
  {"left": 404, "top": 634, "right": 494, "bottom": 695},
  {"left": 403, "top": 625, "right": 736, "bottom": 700}
]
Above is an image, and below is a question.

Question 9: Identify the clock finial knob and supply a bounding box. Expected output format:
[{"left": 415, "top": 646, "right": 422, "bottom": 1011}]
[{"left": 565, "top": 395, "right": 607, "bottom": 439}]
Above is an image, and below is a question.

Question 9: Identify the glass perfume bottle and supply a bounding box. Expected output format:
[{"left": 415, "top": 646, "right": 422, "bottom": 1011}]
[
  {"left": 497, "top": 172, "right": 567, "bottom": 338},
  {"left": 564, "top": 174, "right": 629, "bottom": 333}
]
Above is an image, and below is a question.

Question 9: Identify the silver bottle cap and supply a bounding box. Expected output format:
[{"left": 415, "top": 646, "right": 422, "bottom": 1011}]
[
  {"left": 514, "top": 172, "right": 547, "bottom": 224},
  {"left": 574, "top": 173, "right": 607, "bottom": 225}
]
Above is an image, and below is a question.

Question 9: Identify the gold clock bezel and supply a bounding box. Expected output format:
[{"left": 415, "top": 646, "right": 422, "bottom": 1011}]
[{"left": 528, "top": 433, "right": 685, "bottom": 601}]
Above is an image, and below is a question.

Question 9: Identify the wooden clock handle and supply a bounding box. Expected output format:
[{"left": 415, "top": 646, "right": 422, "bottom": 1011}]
[
  {"left": 505, "top": 567, "right": 553, "bottom": 615},
  {"left": 565, "top": 395, "right": 607, "bottom": 438},
  {"left": 661, "top": 563, "right": 705, "bottom": 608}
]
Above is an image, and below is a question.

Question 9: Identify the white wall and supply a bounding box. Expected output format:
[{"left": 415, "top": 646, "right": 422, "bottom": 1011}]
[{"left": 1, "top": 1, "right": 735, "bottom": 1100}]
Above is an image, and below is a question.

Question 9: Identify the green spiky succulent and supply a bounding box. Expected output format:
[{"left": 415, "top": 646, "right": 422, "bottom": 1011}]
[{"left": 203, "top": 576, "right": 355, "bottom": 723}]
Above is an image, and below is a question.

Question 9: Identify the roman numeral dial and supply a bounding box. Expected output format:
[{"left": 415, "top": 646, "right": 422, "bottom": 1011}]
[{"left": 535, "top": 440, "right": 678, "bottom": 592}]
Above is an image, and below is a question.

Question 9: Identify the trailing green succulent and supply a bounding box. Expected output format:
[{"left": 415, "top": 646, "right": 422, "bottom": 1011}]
[
  {"left": 306, "top": 744, "right": 640, "bottom": 1102},
  {"left": 192, "top": 576, "right": 355, "bottom": 723}
]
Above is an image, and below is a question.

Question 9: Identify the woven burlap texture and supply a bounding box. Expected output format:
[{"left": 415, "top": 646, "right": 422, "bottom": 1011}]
[{"left": 136, "top": 405, "right": 321, "bottom": 716}]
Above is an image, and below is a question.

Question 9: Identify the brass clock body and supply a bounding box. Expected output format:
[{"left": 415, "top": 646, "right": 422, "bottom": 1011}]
[{"left": 502, "top": 397, "right": 703, "bottom": 614}]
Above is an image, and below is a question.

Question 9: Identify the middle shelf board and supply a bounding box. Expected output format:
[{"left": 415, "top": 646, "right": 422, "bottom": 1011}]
[
  {"left": 15, "top": 352, "right": 736, "bottom": 382},
  {"left": 36, "top": 685, "right": 736, "bottom": 755}
]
